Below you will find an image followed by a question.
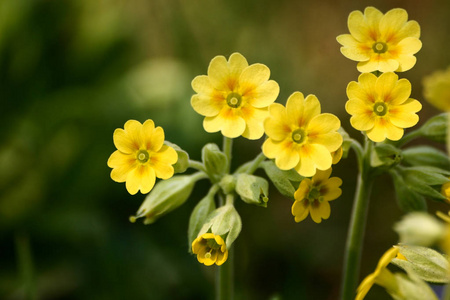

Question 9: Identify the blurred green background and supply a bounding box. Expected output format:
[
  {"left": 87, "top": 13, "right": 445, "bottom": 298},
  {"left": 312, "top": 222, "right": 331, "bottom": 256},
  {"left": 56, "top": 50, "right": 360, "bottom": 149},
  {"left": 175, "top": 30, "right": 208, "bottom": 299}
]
[{"left": 1, "top": 0, "right": 450, "bottom": 299}]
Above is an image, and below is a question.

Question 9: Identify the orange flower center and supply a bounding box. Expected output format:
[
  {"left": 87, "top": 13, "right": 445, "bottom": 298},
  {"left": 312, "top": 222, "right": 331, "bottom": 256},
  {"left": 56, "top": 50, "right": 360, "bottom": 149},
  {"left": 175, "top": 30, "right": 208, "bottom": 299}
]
[
  {"left": 372, "top": 42, "right": 388, "bottom": 54},
  {"left": 226, "top": 92, "right": 242, "bottom": 108},
  {"left": 373, "top": 102, "right": 388, "bottom": 116},
  {"left": 137, "top": 150, "right": 150, "bottom": 163}
]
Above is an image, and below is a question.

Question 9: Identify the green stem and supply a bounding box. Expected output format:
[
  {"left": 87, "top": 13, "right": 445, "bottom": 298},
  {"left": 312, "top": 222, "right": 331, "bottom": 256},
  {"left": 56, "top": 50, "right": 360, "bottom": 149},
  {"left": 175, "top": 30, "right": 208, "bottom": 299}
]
[
  {"left": 340, "top": 138, "right": 374, "bottom": 300},
  {"left": 223, "top": 137, "right": 233, "bottom": 173},
  {"left": 188, "top": 160, "right": 207, "bottom": 173},
  {"left": 15, "top": 232, "right": 37, "bottom": 300},
  {"left": 216, "top": 246, "right": 234, "bottom": 300},
  {"left": 244, "top": 152, "right": 266, "bottom": 174}
]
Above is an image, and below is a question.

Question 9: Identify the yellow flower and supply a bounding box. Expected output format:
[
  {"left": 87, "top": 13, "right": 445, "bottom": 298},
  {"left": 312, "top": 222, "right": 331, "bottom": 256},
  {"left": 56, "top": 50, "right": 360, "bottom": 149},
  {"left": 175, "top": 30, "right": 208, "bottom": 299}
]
[
  {"left": 192, "top": 233, "right": 228, "bottom": 266},
  {"left": 191, "top": 52, "right": 280, "bottom": 139},
  {"left": 292, "top": 168, "right": 342, "bottom": 223},
  {"left": 263, "top": 92, "right": 342, "bottom": 177},
  {"left": 331, "top": 146, "right": 343, "bottom": 165},
  {"left": 356, "top": 247, "right": 401, "bottom": 300},
  {"left": 107, "top": 120, "right": 178, "bottom": 195},
  {"left": 345, "top": 72, "right": 422, "bottom": 142},
  {"left": 337, "top": 7, "right": 422, "bottom": 73},
  {"left": 423, "top": 67, "right": 450, "bottom": 111}
]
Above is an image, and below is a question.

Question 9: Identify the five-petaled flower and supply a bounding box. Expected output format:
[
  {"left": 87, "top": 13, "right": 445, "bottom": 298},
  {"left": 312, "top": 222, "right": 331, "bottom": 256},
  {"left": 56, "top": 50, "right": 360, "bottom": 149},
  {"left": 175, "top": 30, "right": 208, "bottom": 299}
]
[
  {"left": 192, "top": 233, "right": 228, "bottom": 266},
  {"left": 191, "top": 52, "right": 280, "bottom": 139},
  {"left": 263, "top": 92, "right": 342, "bottom": 177},
  {"left": 337, "top": 7, "right": 422, "bottom": 73},
  {"left": 356, "top": 247, "right": 404, "bottom": 300},
  {"left": 107, "top": 119, "right": 178, "bottom": 195},
  {"left": 345, "top": 72, "right": 422, "bottom": 142},
  {"left": 292, "top": 168, "right": 342, "bottom": 223}
]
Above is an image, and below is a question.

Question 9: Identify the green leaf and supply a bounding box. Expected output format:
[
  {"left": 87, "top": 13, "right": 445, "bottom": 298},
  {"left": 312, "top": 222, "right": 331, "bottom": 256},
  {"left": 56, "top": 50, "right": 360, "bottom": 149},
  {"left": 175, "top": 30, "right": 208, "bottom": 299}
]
[
  {"left": 391, "top": 170, "right": 427, "bottom": 212},
  {"left": 419, "top": 113, "right": 448, "bottom": 143},
  {"left": 261, "top": 160, "right": 302, "bottom": 199},
  {"left": 202, "top": 143, "right": 227, "bottom": 183},
  {"left": 402, "top": 146, "right": 450, "bottom": 170}
]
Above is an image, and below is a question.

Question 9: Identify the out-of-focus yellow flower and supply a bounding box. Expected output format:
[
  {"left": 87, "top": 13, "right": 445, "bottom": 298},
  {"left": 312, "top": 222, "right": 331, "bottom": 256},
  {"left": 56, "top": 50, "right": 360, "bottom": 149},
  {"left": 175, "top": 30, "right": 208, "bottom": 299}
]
[
  {"left": 107, "top": 120, "right": 178, "bottom": 195},
  {"left": 346, "top": 72, "right": 422, "bottom": 142},
  {"left": 337, "top": 7, "right": 421, "bottom": 73},
  {"left": 291, "top": 168, "right": 342, "bottom": 223},
  {"left": 356, "top": 247, "right": 401, "bottom": 300},
  {"left": 191, "top": 52, "right": 279, "bottom": 139},
  {"left": 263, "top": 92, "right": 342, "bottom": 177},
  {"left": 192, "top": 233, "right": 228, "bottom": 266},
  {"left": 423, "top": 67, "right": 450, "bottom": 111},
  {"left": 442, "top": 180, "right": 450, "bottom": 203}
]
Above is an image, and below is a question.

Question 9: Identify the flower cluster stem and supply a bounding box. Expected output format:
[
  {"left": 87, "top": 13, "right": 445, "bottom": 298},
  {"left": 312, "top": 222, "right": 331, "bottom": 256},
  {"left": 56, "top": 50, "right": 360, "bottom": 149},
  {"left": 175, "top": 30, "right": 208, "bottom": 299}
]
[
  {"left": 216, "top": 247, "right": 234, "bottom": 300},
  {"left": 15, "top": 232, "right": 37, "bottom": 300},
  {"left": 341, "top": 138, "right": 374, "bottom": 300},
  {"left": 223, "top": 137, "right": 233, "bottom": 173}
]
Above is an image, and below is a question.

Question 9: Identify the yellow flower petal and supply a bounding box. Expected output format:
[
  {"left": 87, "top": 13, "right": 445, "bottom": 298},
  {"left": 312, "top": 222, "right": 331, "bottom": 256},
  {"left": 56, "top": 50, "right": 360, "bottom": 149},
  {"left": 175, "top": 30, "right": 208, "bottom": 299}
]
[
  {"left": 239, "top": 63, "right": 271, "bottom": 93},
  {"left": 191, "top": 75, "right": 215, "bottom": 95},
  {"left": 379, "top": 8, "right": 408, "bottom": 42},
  {"left": 274, "top": 141, "right": 300, "bottom": 170},
  {"left": 337, "top": 34, "right": 371, "bottom": 61},
  {"left": 388, "top": 78, "right": 412, "bottom": 105},
  {"left": 207, "top": 55, "right": 231, "bottom": 91},
  {"left": 241, "top": 106, "right": 268, "bottom": 140},
  {"left": 292, "top": 200, "right": 310, "bottom": 223},
  {"left": 113, "top": 128, "right": 136, "bottom": 154},
  {"left": 143, "top": 123, "right": 164, "bottom": 153},
  {"left": 308, "top": 113, "right": 341, "bottom": 136},
  {"left": 312, "top": 168, "right": 332, "bottom": 185},
  {"left": 303, "top": 95, "right": 322, "bottom": 125},
  {"left": 366, "top": 118, "right": 403, "bottom": 142},
  {"left": 108, "top": 151, "right": 136, "bottom": 182},
  {"left": 294, "top": 179, "right": 310, "bottom": 200},
  {"left": 203, "top": 108, "right": 246, "bottom": 138},
  {"left": 321, "top": 177, "right": 343, "bottom": 201},
  {"left": 150, "top": 146, "right": 177, "bottom": 179},
  {"left": 246, "top": 80, "right": 280, "bottom": 108},
  {"left": 191, "top": 94, "right": 224, "bottom": 117},
  {"left": 347, "top": 10, "right": 371, "bottom": 43},
  {"left": 376, "top": 72, "right": 398, "bottom": 101},
  {"left": 397, "top": 37, "right": 422, "bottom": 55},
  {"left": 389, "top": 99, "right": 421, "bottom": 128},
  {"left": 286, "top": 92, "right": 305, "bottom": 126},
  {"left": 125, "top": 165, "right": 156, "bottom": 195},
  {"left": 309, "top": 202, "right": 326, "bottom": 223},
  {"left": 397, "top": 20, "right": 421, "bottom": 40},
  {"left": 264, "top": 104, "right": 290, "bottom": 141},
  {"left": 396, "top": 55, "right": 417, "bottom": 73}
]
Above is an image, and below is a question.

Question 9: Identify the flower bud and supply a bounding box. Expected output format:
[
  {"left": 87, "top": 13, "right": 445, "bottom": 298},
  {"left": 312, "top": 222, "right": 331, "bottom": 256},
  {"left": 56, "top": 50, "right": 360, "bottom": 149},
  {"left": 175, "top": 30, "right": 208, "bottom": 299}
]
[
  {"left": 164, "top": 141, "right": 189, "bottom": 173},
  {"left": 419, "top": 113, "right": 447, "bottom": 143},
  {"left": 371, "top": 143, "right": 402, "bottom": 168},
  {"left": 393, "top": 212, "right": 446, "bottom": 247},
  {"left": 261, "top": 160, "right": 302, "bottom": 199},
  {"left": 198, "top": 203, "right": 242, "bottom": 248},
  {"left": 130, "top": 173, "right": 203, "bottom": 224},
  {"left": 202, "top": 143, "right": 227, "bottom": 183},
  {"left": 235, "top": 174, "right": 269, "bottom": 207},
  {"left": 392, "top": 245, "right": 449, "bottom": 284}
]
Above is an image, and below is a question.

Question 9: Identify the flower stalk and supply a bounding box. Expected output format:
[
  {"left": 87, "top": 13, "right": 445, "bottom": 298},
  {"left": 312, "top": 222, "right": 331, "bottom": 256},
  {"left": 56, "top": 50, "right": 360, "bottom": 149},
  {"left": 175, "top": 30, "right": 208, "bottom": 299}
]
[{"left": 216, "top": 247, "right": 234, "bottom": 300}]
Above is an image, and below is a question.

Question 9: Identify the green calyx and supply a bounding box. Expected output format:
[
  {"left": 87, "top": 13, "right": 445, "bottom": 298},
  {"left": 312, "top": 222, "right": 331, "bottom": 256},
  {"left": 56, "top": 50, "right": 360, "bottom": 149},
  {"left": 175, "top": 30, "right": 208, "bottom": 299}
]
[
  {"left": 226, "top": 92, "right": 242, "bottom": 108},
  {"left": 372, "top": 41, "right": 388, "bottom": 54},
  {"left": 137, "top": 150, "right": 150, "bottom": 163}
]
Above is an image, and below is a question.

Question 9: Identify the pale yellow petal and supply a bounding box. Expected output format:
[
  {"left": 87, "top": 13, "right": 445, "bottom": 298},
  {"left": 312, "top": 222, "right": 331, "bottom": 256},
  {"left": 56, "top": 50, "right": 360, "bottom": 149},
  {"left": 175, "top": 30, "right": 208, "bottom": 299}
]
[
  {"left": 309, "top": 202, "right": 324, "bottom": 223},
  {"left": 150, "top": 145, "right": 177, "bottom": 179},
  {"left": 294, "top": 179, "right": 310, "bottom": 201},
  {"left": 309, "top": 132, "right": 343, "bottom": 152},
  {"left": 274, "top": 141, "right": 300, "bottom": 170},
  {"left": 348, "top": 10, "right": 371, "bottom": 42},
  {"left": 389, "top": 99, "right": 421, "bottom": 128},
  {"left": 366, "top": 118, "right": 403, "bottom": 142},
  {"left": 191, "top": 94, "right": 224, "bottom": 117},
  {"left": 108, "top": 151, "right": 136, "bottom": 182},
  {"left": 247, "top": 80, "right": 279, "bottom": 108},
  {"left": 396, "top": 55, "right": 417, "bottom": 72},
  {"left": 302, "top": 95, "right": 322, "bottom": 125},
  {"left": 262, "top": 138, "right": 281, "bottom": 159},
  {"left": 241, "top": 106, "right": 268, "bottom": 140},
  {"left": 126, "top": 165, "right": 156, "bottom": 195},
  {"left": 113, "top": 128, "right": 137, "bottom": 154},
  {"left": 239, "top": 64, "right": 271, "bottom": 94},
  {"left": 286, "top": 92, "right": 305, "bottom": 126},
  {"left": 308, "top": 113, "right": 341, "bottom": 135},
  {"left": 208, "top": 55, "right": 231, "bottom": 91},
  {"left": 397, "top": 20, "right": 421, "bottom": 40},
  {"left": 192, "top": 75, "right": 215, "bottom": 95},
  {"left": 380, "top": 8, "right": 408, "bottom": 43},
  {"left": 295, "top": 154, "right": 316, "bottom": 177},
  {"left": 346, "top": 98, "right": 373, "bottom": 116},
  {"left": 364, "top": 7, "right": 383, "bottom": 33},
  {"left": 312, "top": 168, "right": 332, "bottom": 185},
  {"left": 203, "top": 108, "right": 246, "bottom": 138},
  {"left": 228, "top": 52, "right": 249, "bottom": 76},
  {"left": 264, "top": 104, "right": 291, "bottom": 141},
  {"left": 337, "top": 34, "right": 371, "bottom": 61},
  {"left": 388, "top": 78, "right": 412, "bottom": 105},
  {"left": 376, "top": 72, "right": 398, "bottom": 102},
  {"left": 319, "top": 201, "right": 331, "bottom": 220},
  {"left": 397, "top": 37, "right": 422, "bottom": 55},
  {"left": 144, "top": 123, "right": 164, "bottom": 152},
  {"left": 308, "top": 144, "right": 333, "bottom": 171}
]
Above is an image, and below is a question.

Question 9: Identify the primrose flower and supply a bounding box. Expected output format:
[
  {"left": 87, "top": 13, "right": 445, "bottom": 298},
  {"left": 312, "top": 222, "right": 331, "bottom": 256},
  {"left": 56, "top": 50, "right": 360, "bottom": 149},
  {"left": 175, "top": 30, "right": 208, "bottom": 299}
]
[
  {"left": 107, "top": 120, "right": 178, "bottom": 195},
  {"left": 442, "top": 180, "right": 450, "bottom": 203},
  {"left": 192, "top": 233, "right": 228, "bottom": 266},
  {"left": 263, "top": 92, "right": 342, "bottom": 177},
  {"left": 356, "top": 247, "right": 402, "bottom": 300},
  {"left": 292, "top": 168, "right": 342, "bottom": 223},
  {"left": 191, "top": 52, "right": 280, "bottom": 139},
  {"left": 345, "top": 72, "right": 422, "bottom": 142},
  {"left": 423, "top": 66, "right": 450, "bottom": 111},
  {"left": 337, "top": 7, "right": 422, "bottom": 73}
]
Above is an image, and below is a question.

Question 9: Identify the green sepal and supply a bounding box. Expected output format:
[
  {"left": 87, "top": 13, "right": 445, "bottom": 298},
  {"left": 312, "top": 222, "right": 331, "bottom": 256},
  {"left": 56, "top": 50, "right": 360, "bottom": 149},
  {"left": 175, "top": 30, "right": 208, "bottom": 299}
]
[
  {"left": 132, "top": 174, "right": 200, "bottom": 224},
  {"left": 399, "top": 166, "right": 450, "bottom": 201},
  {"left": 392, "top": 245, "right": 449, "bottom": 284},
  {"left": 371, "top": 143, "right": 402, "bottom": 168},
  {"left": 261, "top": 160, "right": 303, "bottom": 199},
  {"left": 187, "top": 186, "right": 217, "bottom": 252},
  {"left": 198, "top": 204, "right": 242, "bottom": 248},
  {"left": 419, "top": 113, "right": 448, "bottom": 143},
  {"left": 164, "top": 141, "right": 189, "bottom": 173},
  {"left": 235, "top": 174, "right": 269, "bottom": 207},
  {"left": 392, "top": 272, "right": 439, "bottom": 300},
  {"left": 402, "top": 146, "right": 450, "bottom": 170},
  {"left": 391, "top": 170, "right": 427, "bottom": 212},
  {"left": 202, "top": 143, "right": 227, "bottom": 183}
]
